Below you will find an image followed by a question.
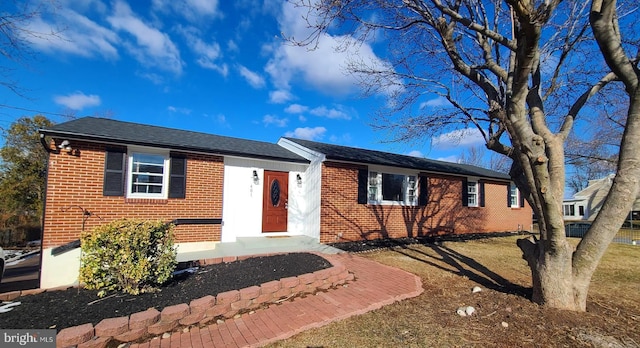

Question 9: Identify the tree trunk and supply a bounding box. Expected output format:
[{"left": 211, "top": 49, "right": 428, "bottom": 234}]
[
  {"left": 512, "top": 0, "right": 640, "bottom": 312},
  {"left": 517, "top": 235, "right": 584, "bottom": 310}
]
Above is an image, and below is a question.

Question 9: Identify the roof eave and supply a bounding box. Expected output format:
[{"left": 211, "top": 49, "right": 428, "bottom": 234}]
[
  {"left": 40, "top": 129, "right": 310, "bottom": 164},
  {"left": 323, "top": 154, "right": 510, "bottom": 181}
]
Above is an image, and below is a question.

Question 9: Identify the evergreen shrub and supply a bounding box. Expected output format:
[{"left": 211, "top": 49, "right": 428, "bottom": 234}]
[{"left": 79, "top": 219, "right": 177, "bottom": 297}]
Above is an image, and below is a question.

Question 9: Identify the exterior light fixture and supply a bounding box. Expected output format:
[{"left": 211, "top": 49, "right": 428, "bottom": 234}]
[
  {"left": 58, "top": 140, "right": 70, "bottom": 149},
  {"left": 58, "top": 140, "right": 78, "bottom": 155},
  {"left": 253, "top": 170, "right": 259, "bottom": 184},
  {"left": 296, "top": 173, "right": 302, "bottom": 185}
]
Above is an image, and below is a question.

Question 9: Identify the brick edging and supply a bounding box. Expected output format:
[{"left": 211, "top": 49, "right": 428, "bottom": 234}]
[{"left": 48, "top": 252, "right": 353, "bottom": 348}]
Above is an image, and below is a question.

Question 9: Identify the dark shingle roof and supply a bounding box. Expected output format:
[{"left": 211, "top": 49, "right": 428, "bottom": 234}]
[
  {"left": 283, "top": 137, "right": 510, "bottom": 180},
  {"left": 40, "top": 117, "right": 308, "bottom": 163}
]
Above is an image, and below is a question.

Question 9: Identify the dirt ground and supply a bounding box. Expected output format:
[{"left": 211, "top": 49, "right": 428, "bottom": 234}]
[{"left": 269, "top": 235, "right": 640, "bottom": 348}]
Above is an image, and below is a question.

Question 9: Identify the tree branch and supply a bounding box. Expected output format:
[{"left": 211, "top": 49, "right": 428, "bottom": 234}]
[
  {"left": 590, "top": 0, "right": 639, "bottom": 92},
  {"left": 558, "top": 72, "right": 618, "bottom": 140}
]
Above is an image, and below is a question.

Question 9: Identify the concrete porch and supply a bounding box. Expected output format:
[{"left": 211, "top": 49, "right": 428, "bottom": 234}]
[{"left": 176, "top": 235, "right": 343, "bottom": 263}]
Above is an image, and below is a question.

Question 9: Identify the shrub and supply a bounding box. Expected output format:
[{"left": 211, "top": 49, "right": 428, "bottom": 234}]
[{"left": 79, "top": 219, "right": 177, "bottom": 297}]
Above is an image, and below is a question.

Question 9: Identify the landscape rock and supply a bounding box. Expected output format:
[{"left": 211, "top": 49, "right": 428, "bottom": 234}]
[{"left": 456, "top": 306, "right": 476, "bottom": 316}]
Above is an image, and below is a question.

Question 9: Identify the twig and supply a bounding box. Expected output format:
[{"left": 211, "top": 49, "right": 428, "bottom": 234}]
[
  {"left": 483, "top": 310, "right": 497, "bottom": 317},
  {"left": 87, "top": 294, "right": 116, "bottom": 306},
  {"left": 275, "top": 294, "right": 296, "bottom": 303}
]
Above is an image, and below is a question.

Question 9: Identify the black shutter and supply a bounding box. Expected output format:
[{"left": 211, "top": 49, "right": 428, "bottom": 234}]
[
  {"left": 461, "top": 178, "right": 468, "bottom": 206},
  {"left": 357, "top": 168, "right": 368, "bottom": 204},
  {"left": 520, "top": 189, "right": 525, "bottom": 207},
  {"left": 418, "top": 176, "right": 428, "bottom": 206},
  {"left": 508, "top": 183, "right": 512, "bottom": 207},
  {"left": 103, "top": 149, "right": 125, "bottom": 196},
  {"left": 169, "top": 156, "right": 186, "bottom": 199},
  {"left": 479, "top": 181, "right": 485, "bottom": 207}
]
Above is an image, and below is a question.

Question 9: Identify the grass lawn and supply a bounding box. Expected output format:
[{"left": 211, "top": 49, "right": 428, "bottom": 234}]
[{"left": 267, "top": 236, "right": 640, "bottom": 348}]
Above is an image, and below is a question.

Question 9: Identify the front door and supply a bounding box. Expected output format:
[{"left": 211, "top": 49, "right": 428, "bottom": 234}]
[{"left": 262, "top": 171, "right": 288, "bottom": 232}]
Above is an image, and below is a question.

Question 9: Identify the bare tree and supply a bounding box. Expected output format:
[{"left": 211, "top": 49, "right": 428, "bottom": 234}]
[
  {"left": 565, "top": 96, "right": 622, "bottom": 192},
  {"left": 0, "top": 1, "right": 59, "bottom": 96},
  {"left": 290, "top": 0, "right": 639, "bottom": 311},
  {"left": 459, "top": 145, "right": 511, "bottom": 173}
]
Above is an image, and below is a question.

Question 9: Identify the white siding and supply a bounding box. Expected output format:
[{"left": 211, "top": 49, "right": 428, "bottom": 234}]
[
  {"left": 221, "top": 156, "right": 308, "bottom": 242},
  {"left": 277, "top": 139, "right": 325, "bottom": 240},
  {"left": 40, "top": 248, "right": 81, "bottom": 289}
]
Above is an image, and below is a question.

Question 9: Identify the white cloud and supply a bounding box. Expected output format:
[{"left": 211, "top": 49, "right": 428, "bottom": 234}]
[
  {"left": 54, "top": 91, "right": 101, "bottom": 110},
  {"left": 263, "top": 114, "right": 288, "bottom": 127},
  {"left": 436, "top": 155, "right": 460, "bottom": 163},
  {"left": 61, "top": 0, "right": 108, "bottom": 13},
  {"left": 168, "top": 106, "right": 192, "bottom": 115},
  {"left": 269, "top": 90, "right": 294, "bottom": 104},
  {"left": 265, "top": 1, "right": 401, "bottom": 100},
  {"left": 177, "top": 25, "right": 227, "bottom": 76},
  {"left": 26, "top": 8, "right": 119, "bottom": 59},
  {"left": 203, "top": 112, "right": 229, "bottom": 127},
  {"left": 108, "top": 1, "right": 183, "bottom": 74},
  {"left": 227, "top": 40, "right": 239, "bottom": 53},
  {"left": 285, "top": 126, "right": 327, "bottom": 140},
  {"left": 432, "top": 128, "right": 485, "bottom": 150},
  {"left": 136, "top": 72, "right": 164, "bottom": 85},
  {"left": 238, "top": 65, "right": 266, "bottom": 88},
  {"left": 329, "top": 133, "right": 352, "bottom": 144},
  {"left": 284, "top": 104, "right": 308, "bottom": 114},
  {"left": 406, "top": 150, "right": 424, "bottom": 158},
  {"left": 310, "top": 105, "right": 351, "bottom": 120},
  {"left": 420, "top": 96, "right": 450, "bottom": 109},
  {"left": 152, "top": 0, "right": 221, "bottom": 21}
]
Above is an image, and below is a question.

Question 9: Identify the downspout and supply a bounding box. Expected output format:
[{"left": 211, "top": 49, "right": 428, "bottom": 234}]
[
  {"left": 37, "top": 133, "right": 54, "bottom": 288},
  {"left": 40, "top": 134, "right": 55, "bottom": 154}
]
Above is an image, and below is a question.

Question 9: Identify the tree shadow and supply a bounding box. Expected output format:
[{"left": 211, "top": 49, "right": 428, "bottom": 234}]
[
  {"left": 319, "top": 164, "right": 532, "bottom": 298},
  {"left": 393, "top": 242, "right": 532, "bottom": 298},
  {"left": 320, "top": 167, "right": 488, "bottom": 242}
]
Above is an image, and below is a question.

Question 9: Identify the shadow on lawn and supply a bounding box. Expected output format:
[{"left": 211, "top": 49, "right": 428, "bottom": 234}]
[{"left": 393, "top": 242, "right": 533, "bottom": 299}]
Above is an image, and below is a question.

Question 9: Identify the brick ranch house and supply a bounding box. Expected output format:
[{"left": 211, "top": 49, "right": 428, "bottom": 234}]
[{"left": 38, "top": 117, "right": 532, "bottom": 288}]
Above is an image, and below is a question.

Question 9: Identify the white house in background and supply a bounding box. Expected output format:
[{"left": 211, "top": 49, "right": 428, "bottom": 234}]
[{"left": 563, "top": 174, "right": 640, "bottom": 222}]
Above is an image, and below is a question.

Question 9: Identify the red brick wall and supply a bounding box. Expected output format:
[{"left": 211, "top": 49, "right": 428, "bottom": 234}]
[
  {"left": 42, "top": 141, "right": 224, "bottom": 249},
  {"left": 319, "top": 162, "right": 532, "bottom": 243}
]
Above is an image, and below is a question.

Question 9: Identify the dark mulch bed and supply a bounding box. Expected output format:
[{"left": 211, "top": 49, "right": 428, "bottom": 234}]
[
  {"left": 0, "top": 253, "right": 330, "bottom": 330},
  {"left": 329, "top": 231, "right": 532, "bottom": 253}
]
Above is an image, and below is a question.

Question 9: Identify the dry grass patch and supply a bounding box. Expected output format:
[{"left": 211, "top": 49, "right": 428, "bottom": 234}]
[{"left": 268, "top": 236, "right": 640, "bottom": 348}]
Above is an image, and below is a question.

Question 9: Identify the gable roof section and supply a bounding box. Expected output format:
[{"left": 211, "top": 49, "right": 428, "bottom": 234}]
[
  {"left": 40, "top": 117, "right": 308, "bottom": 163},
  {"left": 283, "top": 137, "right": 511, "bottom": 181}
]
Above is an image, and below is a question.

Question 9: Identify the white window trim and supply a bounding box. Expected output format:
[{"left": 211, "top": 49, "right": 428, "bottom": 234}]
[
  {"left": 563, "top": 204, "right": 576, "bottom": 216},
  {"left": 367, "top": 166, "right": 419, "bottom": 206},
  {"left": 126, "top": 147, "right": 170, "bottom": 199},
  {"left": 467, "top": 180, "right": 479, "bottom": 207},
  {"left": 510, "top": 184, "right": 520, "bottom": 208}
]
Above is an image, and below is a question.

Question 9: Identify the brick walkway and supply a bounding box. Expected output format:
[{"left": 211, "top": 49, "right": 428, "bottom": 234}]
[{"left": 129, "top": 253, "right": 423, "bottom": 348}]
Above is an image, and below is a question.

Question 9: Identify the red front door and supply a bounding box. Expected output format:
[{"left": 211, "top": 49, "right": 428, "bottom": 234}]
[{"left": 262, "top": 171, "right": 288, "bottom": 232}]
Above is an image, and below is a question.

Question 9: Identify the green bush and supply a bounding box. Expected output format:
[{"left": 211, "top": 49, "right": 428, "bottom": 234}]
[{"left": 79, "top": 219, "right": 177, "bottom": 297}]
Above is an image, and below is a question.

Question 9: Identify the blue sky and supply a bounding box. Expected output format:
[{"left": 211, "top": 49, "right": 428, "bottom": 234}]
[{"left": 0, "top": 0, "right": 486, "bottom": 162}]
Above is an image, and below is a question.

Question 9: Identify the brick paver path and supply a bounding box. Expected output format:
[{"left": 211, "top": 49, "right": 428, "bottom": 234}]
[{"left": 130, "top": 253, "right": 424, "bottom": 348}]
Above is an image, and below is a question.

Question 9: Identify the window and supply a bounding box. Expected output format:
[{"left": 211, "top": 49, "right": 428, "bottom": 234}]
[
  {"left": 467, "top": 181, "right": 478, "bottom": 207},
  {"left": 563, "top": 204, "right": 575, "bottom": 216},
  {"left": 128, "top": 152, "right": 170, "bottom": 198},
  {"left": 368, "top": 171, "right": 417, "bottom": 205},
  {"left": 578, "top": 205, "right": 585, "bottom": 216},
  {"left": 509, "top": 184, "right": 520, "bottom": 208},
  {"left": 103, "top": 149, "right": 186, "bottom": 199}
]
